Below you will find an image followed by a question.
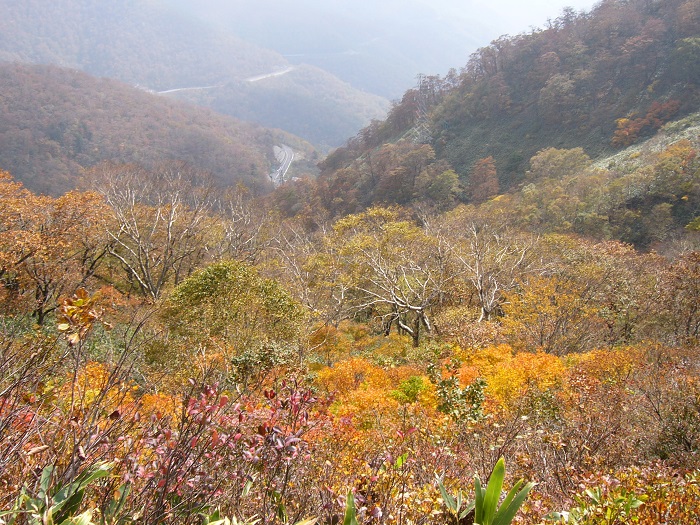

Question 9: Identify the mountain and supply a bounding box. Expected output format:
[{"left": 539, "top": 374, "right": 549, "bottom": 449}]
[
  {"left": 165, "top": 0, "right": 495, "bottom": 99},
  {"left": 0, "top": 63, "right": 316, "bottom": 195},
  {"left": 168, "top": 64, "right": 390, "bottom": 150},
  {"left": 0, "top": 0, "right": 388, "bottom": 147},
  {"left": 309, "top": 0, "right": 700, "bottom": 213}
]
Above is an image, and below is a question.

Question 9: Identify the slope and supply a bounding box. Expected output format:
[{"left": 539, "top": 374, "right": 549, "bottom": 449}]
[
  {"left": 0, "top": 0, "right": 388, "bottom": 148},
  {"left": 0, "top": 63, "right": 315, "bottom": 195},
  {"left": 314, "top": 0, "right": 700, "bottom": 208}
]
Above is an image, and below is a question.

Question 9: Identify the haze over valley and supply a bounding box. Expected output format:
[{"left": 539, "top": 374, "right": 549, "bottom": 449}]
[{"left": 1, "top": 1, "right": 700, "bottom": 524}]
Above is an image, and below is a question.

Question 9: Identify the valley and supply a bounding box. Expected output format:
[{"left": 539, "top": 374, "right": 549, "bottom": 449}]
[{"left": 0, "top": 0, "right": 699, "bottom": 524}]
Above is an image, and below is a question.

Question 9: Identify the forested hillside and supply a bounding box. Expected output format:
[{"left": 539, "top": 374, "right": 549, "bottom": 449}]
[
  {"left": 173, "top": 64, "right": 389, "bottom": 149},
  {"left": 0, "top": 0, "right": 280, "bottom": 90},
  {"left": 0, "top": 0, "right": 388, "bottom": 147},
  {"left": 316, "top": 0, "right": 700, "bottom": 205},
  {"left": 1, "top": 0, "right": 700, "bottom": 524},
  {"left": 0, "top": 63, "right": 316, "bottom": 195},
  {"left": 1, "top": 127, "right": 699, "bottom": 520},
  {"left": 281, "top": 112, "right": 700, "bottom": 250}
]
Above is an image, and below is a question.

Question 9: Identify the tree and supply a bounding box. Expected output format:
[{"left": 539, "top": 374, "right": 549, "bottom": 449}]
[
  {"left": 468, "top": 157, "right": 499, "bottom": 203},
  {"left": 659, "top": 251, "right": 700, "bottom": 345},
  {"left": 0, "top": 171, "right": 111, "bottom": 323},
  {"left": 373, "top": 142, "right": 436, "bottom": 205},
  {"left": 269, "top": 219, "right": 353, "bottom": 331},
  {"left": 528, "top": 147, "right": 591, "bottom": 181},
  {"left": 440, "top": 207, "right": 542, "bottom": 322},
  {"left": 537, "top": 74, "right": 578, "bottom": 125},
  {"left": 163, "top": 260, "right": 302, "bottom": 349},
  {"left": 92, "top": 163, "right": 215, "bottom": 300},
  {"left": 416, "top": 168, "right": 461, "bottom": 209},
  {"left": 161, "top": 260, "right": 304, "bottom": 385},
  {"left": 501, "top": 274, "right": 603, "bottom": 355},
  {"left": 209, "top": 184, "right": 278, "bottom": 264},
  {"left": 331, "top": 207, "right": 456, "bottom": 346}
]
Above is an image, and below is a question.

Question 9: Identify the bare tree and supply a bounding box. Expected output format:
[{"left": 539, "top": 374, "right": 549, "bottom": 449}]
[
  {"left": 208, "top": 184, "right": 277, "bottom": 264},
  {"left": 332, "top": 208, "right": 458, "bottom": 346},
  {"left": 439, "top": 208, "right": 543, "bottom": 322},
  {"left": 92, "top": 162, "right": 214, "bottom": 300}
]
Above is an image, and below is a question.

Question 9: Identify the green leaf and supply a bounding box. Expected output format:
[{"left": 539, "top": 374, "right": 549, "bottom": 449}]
[
  {"left": 39, "top": 465, "right": 55, "bottom": 500},
  {"left": 439, "top": 480, "right": 457, "bottom": 512},
  {"left": 474, "top": 476, "right": 485, "bottom": 525},
  {"left": 482, "top": 458, "right": 506, "bottom": 524},
  {"left": 494, "top": 479, "right": 523, "bottom": 519},
  {"left": 493, "top": 482, "right": 535, "bottom": 525},
  {"left": 104, "top": 483, "right": 131, "bottom": 524},
  {"left": 59, "top": 509, "right": 95, "bottom": 525},
  {"left": 54, "top": 489, "right": 86, "bottom": 524},
  {"left": 394, "top": 452, "right": 408, "bottom": 469},
  {"left": 52, "top": 463, "right": 112, "bottom": 524},
  {"left": 208, "top": 519, "right": 232, "bottom": 525},
  {"left": 343, "top": 492, "right": 358, "bottom": 525},
  {"left": 241, "top": 478, "right": 254, "bottom": 497},
  {"left": 460, "top": 500, "right": 475, "bottom": 520}
]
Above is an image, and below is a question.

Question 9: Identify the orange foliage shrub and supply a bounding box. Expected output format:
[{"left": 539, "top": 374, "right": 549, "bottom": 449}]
[
  {"left": 308, "top": 324, "right": 354, "bottom": 366},
  {"left": 139, "top": 392, "right": 181, "bottom": 419},
  {"left": 317, "top": 357, "right": 391, "bottom": 395},
  {"left": 64, "top": 361, "right": 135, "bottom": 414},
  {"left": 566, "top": 347, "right": 641, "bottom": 385},
  {"left": 612, "top": 100, "right": 681, "bottom": 147}
]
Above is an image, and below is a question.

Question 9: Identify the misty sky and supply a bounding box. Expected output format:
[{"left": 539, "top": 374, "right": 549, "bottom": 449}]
[
  {"left": 166, "top": 0, "right": 604, "bottom": 98},
  {"left": 445, "top": 0, "right": 600, "bottom": 38}
]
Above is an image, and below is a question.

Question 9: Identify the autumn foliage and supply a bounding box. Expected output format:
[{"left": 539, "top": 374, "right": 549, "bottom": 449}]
[
  {"left": 2, "top": 0, "right": 700, "bottom": 522},
  {"left": 2, "top": 149, "right": 700, "bottom": 525}
]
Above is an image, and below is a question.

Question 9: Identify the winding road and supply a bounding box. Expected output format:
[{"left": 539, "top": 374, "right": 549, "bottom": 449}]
[
  {"left": 246, "top": 66, "right": 296, "bottom": 83},
  {"left": 270, "top": 145, "right": 295, "bottom": 185}
]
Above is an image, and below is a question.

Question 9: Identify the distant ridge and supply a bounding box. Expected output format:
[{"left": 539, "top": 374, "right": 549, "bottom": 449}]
[
  {"left": 0, "top": 63, "right": 314, "bottom": 195},
  {"left": 0, "top": 0, "right": 388, "bottom": 148}
]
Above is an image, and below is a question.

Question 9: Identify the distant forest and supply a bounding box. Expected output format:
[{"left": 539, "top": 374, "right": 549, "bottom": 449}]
[
  {"left": 0, "top": 63, "right": 316, "bottom": 195},
  {"left": 316, "top": 0, "right": 700, "bottom": 209}
]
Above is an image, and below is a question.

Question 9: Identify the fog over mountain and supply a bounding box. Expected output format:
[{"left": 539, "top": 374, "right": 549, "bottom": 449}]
[
  {"left": 0, "top": 0, "right": 388, "bottom": 147},
  {"left": 167, "top": 0, "right": 598, "bottom": 98},
  {"left": 0, "top": 0, "right": 597, "bottom": 149}
]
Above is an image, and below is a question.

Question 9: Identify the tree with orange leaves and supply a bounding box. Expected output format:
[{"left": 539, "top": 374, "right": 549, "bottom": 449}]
[{"left": 0, "top": 171, "right": 111, "bottom": 322}]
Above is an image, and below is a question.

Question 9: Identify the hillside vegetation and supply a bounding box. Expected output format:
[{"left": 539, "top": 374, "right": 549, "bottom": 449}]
[
  {"left": 0, "top": 0, "right": 388, "bottom": 147},
  {"left": 170, "top": 64, "right": 389, "bottom": 149},
  {"left": 0, "top": 63, "right": 315, "bottom": 195},
  {"left": 1, "top": 0, "right": 700, "bottom": 524},
  {"left": 316, "top": 0, "right": 700, "bottom": 205},
  {"left": 0, "top": 131, "right": 699, "bottom": 520}
]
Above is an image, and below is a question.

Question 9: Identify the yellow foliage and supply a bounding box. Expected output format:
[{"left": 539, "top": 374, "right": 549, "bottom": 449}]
[
  {"left": 486, "top": 351, "right": 565, "bottom": 409},
  {"left": 566, "top": 347, "right": 642, "bottom": 385},
  {"left": 501, "top": 275, "right": 601, "bottom": 354},
  {"left": 309, "top": 324, "right": 354, "bottom": 364},
  {"left": 65, "top": 361, "right": 134, "bottom": 416},
  {"left": 369, "top": 333, "right": 414, "bottom": 360},
  {"left": 457, "top": 344, "right": 514, "bottom": 377}
]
